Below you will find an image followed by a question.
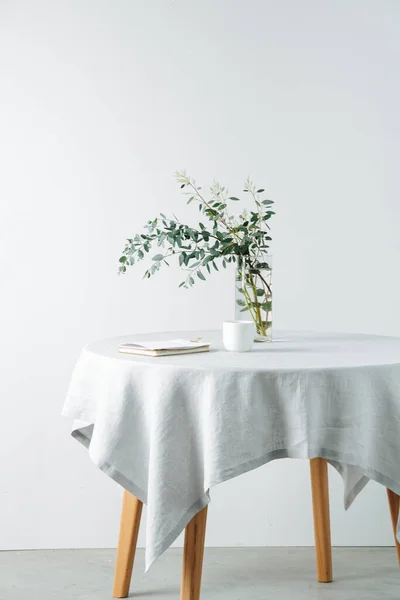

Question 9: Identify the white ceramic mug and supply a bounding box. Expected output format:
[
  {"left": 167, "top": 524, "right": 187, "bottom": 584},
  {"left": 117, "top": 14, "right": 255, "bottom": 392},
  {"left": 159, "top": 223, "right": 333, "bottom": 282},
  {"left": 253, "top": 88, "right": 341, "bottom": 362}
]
[{"left": 223, "top": 320, "right": 255, "bottom": 352}]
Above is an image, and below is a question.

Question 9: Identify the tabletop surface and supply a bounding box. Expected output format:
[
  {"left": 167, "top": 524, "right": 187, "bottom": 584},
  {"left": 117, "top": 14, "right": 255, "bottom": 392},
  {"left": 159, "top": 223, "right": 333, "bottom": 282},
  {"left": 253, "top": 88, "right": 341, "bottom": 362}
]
[{"left": 85, "top": 330, "right": 400, "bottom": 372}]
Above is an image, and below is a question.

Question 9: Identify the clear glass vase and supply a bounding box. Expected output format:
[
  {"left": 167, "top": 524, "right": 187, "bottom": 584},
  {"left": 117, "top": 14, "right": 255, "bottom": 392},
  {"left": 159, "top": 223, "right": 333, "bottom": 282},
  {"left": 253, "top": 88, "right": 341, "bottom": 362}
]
[{"left": 235, "top": 254, "right": 273, "bottom": 342}]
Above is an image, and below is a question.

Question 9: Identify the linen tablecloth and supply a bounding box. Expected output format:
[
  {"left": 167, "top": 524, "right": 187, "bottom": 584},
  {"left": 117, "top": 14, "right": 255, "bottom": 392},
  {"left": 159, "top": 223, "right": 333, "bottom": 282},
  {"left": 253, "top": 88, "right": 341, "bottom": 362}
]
[{"left": 62, "top": 330, "right": 400, "bottom": 570}]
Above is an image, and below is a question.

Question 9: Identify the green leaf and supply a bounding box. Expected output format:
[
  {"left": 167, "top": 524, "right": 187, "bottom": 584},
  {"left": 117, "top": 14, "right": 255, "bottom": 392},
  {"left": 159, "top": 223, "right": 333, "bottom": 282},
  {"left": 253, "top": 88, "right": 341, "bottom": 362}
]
[
  {"left": 256, "top": 288, "right": 265, "bottom": 296},
  {"left": 189, "top": 276, "right": 195, "bottom": 285},
  {"left": 240, "top": 306, "right": 250, "bottom": 312},
  {"left": 152, "top": 254, "right": 164, "bottom": 261},
  {"left": 229, "top": 197, "right": 240, "bottom": 201},
  {"left": 262, "top": 199, "right": 274, "bottom": 205},
  {"left": 197, "top": 270, "right": 206, "bottom": 281},
  {"left": 257, "top": 189, "right": 265, "bottom": 193},
  {"left": 181, "top": 183, "right": 185, "bottom": 188},
  {"left": 119, "top": 256, "right": 127, "bottom": 263}
]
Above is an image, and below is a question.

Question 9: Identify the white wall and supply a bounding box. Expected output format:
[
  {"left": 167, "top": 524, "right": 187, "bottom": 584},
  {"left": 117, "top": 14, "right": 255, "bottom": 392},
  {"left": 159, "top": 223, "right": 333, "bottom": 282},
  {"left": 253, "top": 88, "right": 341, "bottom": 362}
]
[{"left": 1, "top": 0, "right": 399, "bottom": 551}]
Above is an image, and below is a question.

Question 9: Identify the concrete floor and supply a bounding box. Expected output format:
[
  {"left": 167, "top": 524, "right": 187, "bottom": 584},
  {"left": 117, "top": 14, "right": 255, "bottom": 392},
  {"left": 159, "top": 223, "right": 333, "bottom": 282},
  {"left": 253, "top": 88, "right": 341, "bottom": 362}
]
[{"left": 0, "top": 547, "right": 399, "bottom": 600}]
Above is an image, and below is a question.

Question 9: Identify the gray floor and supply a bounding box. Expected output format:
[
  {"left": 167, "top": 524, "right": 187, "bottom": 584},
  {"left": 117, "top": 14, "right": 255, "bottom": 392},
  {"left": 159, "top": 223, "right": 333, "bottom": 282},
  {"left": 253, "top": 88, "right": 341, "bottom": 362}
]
[{"left": 0, "top": 547, "right": 399, "bottom": 600}]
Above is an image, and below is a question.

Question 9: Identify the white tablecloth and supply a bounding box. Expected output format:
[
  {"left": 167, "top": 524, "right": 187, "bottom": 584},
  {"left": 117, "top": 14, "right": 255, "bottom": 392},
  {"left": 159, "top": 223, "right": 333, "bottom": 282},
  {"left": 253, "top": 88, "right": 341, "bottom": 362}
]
[{"left": 62, "top": 331, "right": 400, "bottom": 570}]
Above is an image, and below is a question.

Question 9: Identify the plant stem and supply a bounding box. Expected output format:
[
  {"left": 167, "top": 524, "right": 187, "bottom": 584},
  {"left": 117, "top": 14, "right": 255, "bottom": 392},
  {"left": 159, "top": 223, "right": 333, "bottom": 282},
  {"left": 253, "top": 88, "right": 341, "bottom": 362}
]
[
  {"left": 240, "top": 281, "right": 258, "bottom": 323},
  {"left": 248, "top": 274, "right": 266, "bottom": 336}
]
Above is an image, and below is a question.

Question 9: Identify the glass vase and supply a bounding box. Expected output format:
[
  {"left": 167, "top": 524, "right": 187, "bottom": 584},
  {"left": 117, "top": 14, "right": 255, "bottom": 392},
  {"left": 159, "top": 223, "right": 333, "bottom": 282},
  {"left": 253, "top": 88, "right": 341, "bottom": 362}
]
[{"left": 235, "top": 254, "right": 273, "bottom": 342}]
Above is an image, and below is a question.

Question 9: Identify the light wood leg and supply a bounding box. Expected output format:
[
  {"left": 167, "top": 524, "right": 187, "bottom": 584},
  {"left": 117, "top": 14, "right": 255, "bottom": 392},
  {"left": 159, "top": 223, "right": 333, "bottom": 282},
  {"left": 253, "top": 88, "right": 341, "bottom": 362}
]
[
  {"left": 387, "top": 488, "right": 400, "bottom": 566},
  {"left": 113, "top": 491, "right": 143, "bottom": 598},
  {"left": 180, "top": 506, "right": 208, "bottom": 600},
  {"left": 310, "top": 458, "right": 333, "bottom": 583}
]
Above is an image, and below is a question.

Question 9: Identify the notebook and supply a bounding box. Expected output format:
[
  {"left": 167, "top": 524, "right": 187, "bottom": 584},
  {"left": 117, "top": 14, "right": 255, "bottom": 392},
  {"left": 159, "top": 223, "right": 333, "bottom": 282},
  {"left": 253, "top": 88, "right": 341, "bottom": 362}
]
[{"left": 118, "top": 338, "right": 211, "bottom": 357}]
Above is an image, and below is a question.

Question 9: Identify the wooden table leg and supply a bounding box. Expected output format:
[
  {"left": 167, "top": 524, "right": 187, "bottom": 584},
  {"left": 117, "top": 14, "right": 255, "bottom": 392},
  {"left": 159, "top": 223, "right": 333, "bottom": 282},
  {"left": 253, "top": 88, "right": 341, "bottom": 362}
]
[
  {"left": 180, "top": 506, "right": 208, "bottom": 600},
  {"left": 387, "top": 488, "right": 400, "bottom": 566},
  {"left": 310, "top": 458, "right": 333, "bottom": 583},
  {"left": 113, "top": 491, "right": 143, "bottom": 598}
]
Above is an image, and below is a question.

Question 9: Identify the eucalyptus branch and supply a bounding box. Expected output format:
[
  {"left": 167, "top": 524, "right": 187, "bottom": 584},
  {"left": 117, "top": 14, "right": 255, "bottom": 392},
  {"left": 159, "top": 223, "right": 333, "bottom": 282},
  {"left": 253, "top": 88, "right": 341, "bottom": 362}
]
[{"left": 118, "top": 171, "right": 274, "bottom": 294}]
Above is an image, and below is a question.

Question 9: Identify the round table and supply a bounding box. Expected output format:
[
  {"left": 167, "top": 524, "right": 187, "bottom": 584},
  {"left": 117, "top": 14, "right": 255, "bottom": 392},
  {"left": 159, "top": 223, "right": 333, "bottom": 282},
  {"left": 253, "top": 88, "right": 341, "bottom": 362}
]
[{"left": 63, "top": 330, "right": 400, "bottom": 598}]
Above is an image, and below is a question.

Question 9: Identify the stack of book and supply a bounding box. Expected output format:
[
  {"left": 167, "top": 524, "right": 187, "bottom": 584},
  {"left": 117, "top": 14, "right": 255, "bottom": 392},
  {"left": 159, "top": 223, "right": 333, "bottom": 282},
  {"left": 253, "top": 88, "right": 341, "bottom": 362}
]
[{"left": 118, "top": 338, "right": 210, "bottom": 357}]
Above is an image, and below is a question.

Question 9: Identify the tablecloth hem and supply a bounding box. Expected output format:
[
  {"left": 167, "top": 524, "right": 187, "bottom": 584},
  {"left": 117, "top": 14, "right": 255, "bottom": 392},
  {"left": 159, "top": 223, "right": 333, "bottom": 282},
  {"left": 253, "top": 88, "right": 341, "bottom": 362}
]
[
  {"left": 204, "top": 446, "right": 372, "bottom": 510},
  {"left": 144, "top": 492, "right": 211, "bottom": 572},
  {"left": 68, "top": 423, "right": 400, "bottom": 571},
  {"left": 71, "top": 424, "right": 149, "bottom": 505},
  {"left": 146, "top": 446, "right": 400, "bottom": 570}
]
